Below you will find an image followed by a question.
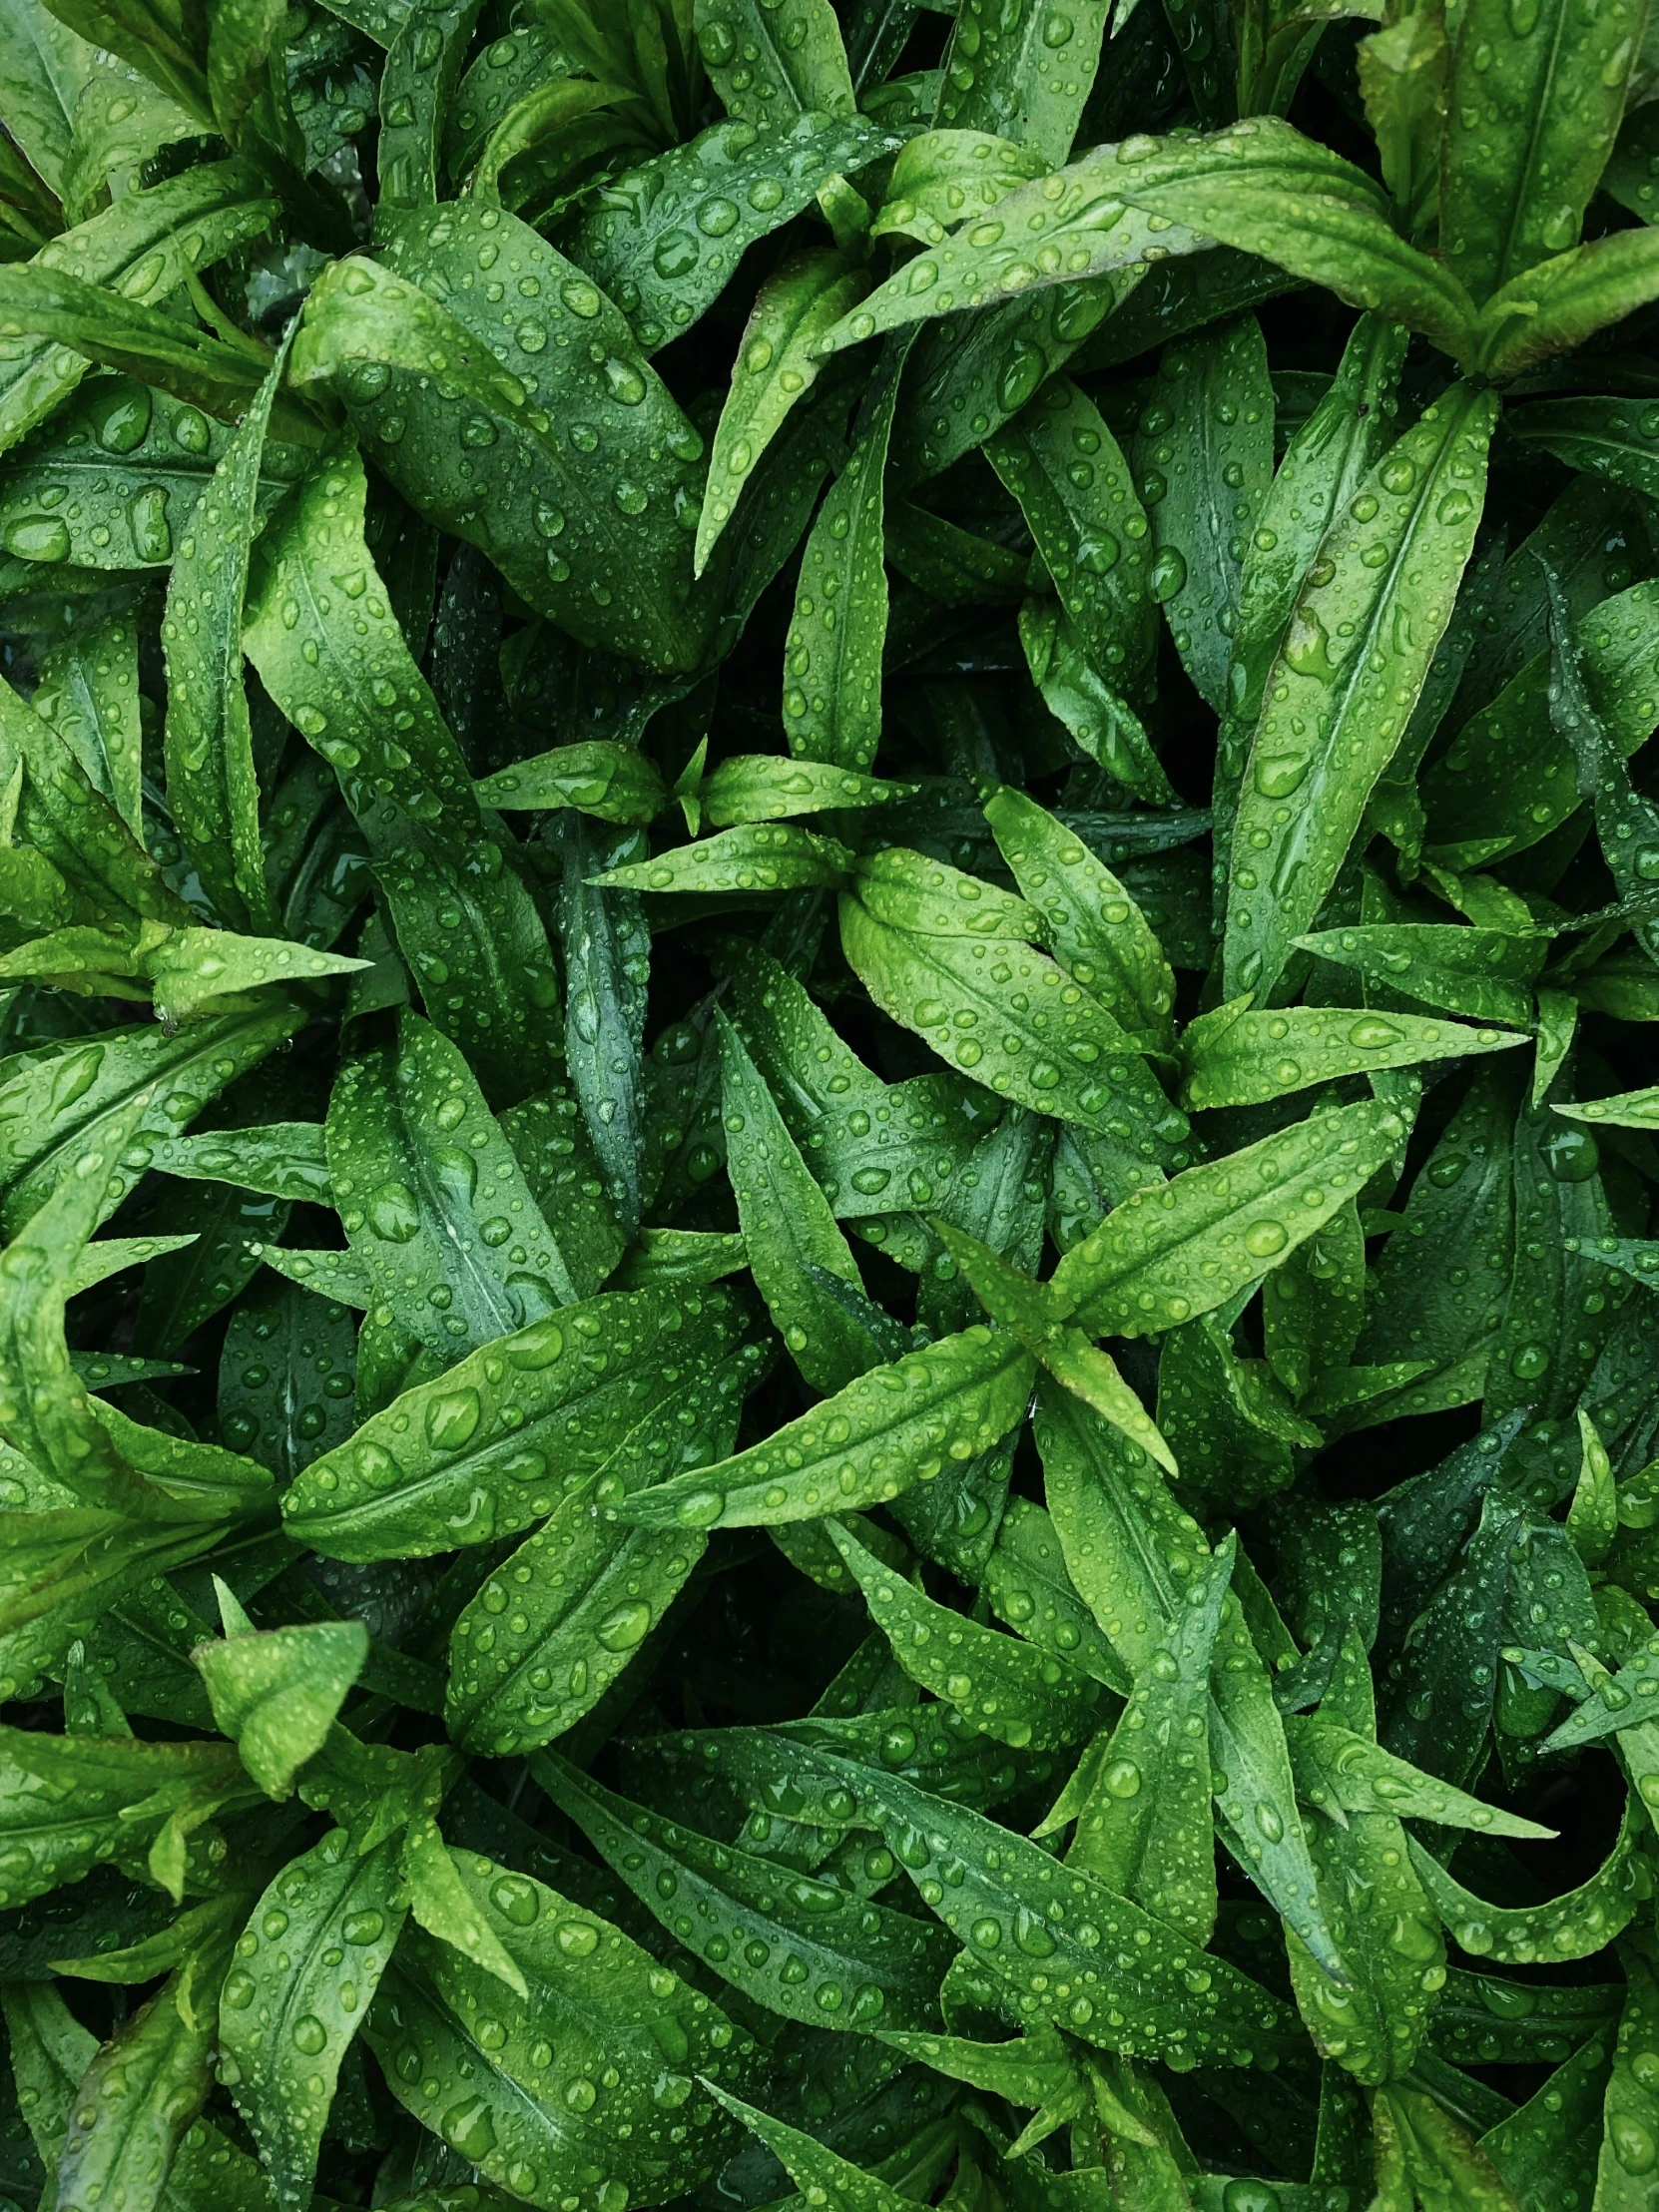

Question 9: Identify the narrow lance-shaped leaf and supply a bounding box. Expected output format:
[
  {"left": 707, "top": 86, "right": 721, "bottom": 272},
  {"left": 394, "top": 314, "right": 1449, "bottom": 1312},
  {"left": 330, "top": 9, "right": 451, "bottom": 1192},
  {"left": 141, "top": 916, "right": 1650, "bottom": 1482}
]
[
  {"left": 1134, "top": 314, "right": 1274, "bottom": 718},
  {"left": 290, "top": 207, "right": 710, "bottom": 673},
  {"left": 1052, "top": 1097, "right": 1404, "bottom": 1339},
  {"left": 718, "top": 1012, "right": 882, "bottom": 1396},
  {"left": 697, "top": 249, "right": 869, "bottom": 578},
  {"left": 828, "top": 1514, "right": 1105, "bottom": 1751},
  {"left": 561, "top": 815, "right": 650, "bottom": 1241},
  {"left": 1439, "top": 0, "right": 1649, "bottom": 304},
  {"left": 160, "top": 330, "right": 289, "bottom": 935},
  {"left": 1408, "top": 1795, "right": 1651, "bottom": 1967},
  {"left": 784, "top": 335, "right": 907, "bottom": 774},
  {"left": 447, "top": 1342, "right": 764, "bottom": 1756},
  {"left": 54, "top": 1910, "right": 236, "bottom": 2212},
  {"left": 1224, "top": 381, "right": 1497, "bottom": 1000},
  {"left": 539, "top": 1749, "right": 954, "bottom": 2030},
  {"left": 33, "top": 607, "right": 144, "bottom": 839},
  {"left": 936, "top": 0, "right": 1111, "bottom": 166},
  {"left": 282, "top": 1286, "right": 749, "bottom": 1559},
  {"left": 374, "top": 0, "right": 484, "bottom": 218},
  {"left": 775, "top": 1742, "right": 1306, "bottom": 2067},
  {"left": 324, "top": 1011, "right": 578, "bottom": 1363},
  {"left": 986, "top": 376, "right": 1156, "bottom": 702},
  {"left": 621, "top": 1324, "right": 1036, "bottom": 1532},
  {"left": 694, "top": 0, "right": 856, "bottom": 123},
  {"left": 218, "top": 1829, "right": 408, "bottom": 2212},
  {"left": 1068, "top": 1530, "right": 1231, "bottom": 1943}
]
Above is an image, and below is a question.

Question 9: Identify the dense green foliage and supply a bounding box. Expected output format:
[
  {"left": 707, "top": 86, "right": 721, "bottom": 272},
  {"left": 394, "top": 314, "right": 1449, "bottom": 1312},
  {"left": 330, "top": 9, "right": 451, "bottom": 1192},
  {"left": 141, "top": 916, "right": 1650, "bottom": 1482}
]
[{"left": 5, "top": 0, "right": 1659, "bottom": 2208}]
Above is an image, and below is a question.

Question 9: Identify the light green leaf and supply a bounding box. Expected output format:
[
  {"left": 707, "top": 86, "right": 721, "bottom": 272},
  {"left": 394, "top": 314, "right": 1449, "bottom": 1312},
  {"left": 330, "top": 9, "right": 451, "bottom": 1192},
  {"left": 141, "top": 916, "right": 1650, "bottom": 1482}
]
[
  {"left": 1223, "top": 381, "right": 1497, "bottom": 1000},
  {"left": 694, "top": 0, "right": 856, "bottom": 122},
  {"left": 325, "top": 1011, "right": 578, "bottom": 1362},
  {"left": 784, "top": 336, "right": 906, "bottom": 773},
  {"left": 219, "top": 1829, "right": 406, "bottom": 2212},
  {"left": 161, "top": 337, "right": 289, "bottom": 936},
  {"left": 1180, "top": 997, "right": 1523, "bottom": 1110},
  {"left": 571, "top": 110, "right": 899, "bottom": 355},
  {"left": 621, "top": 1323, "right": 1035, "bottom": 1531},
  {"left": 290, "top": 209, "right": 709, "bottom": 674},
  {"left": 1052, "top": 1097, "right": 1405, "bottom": 1338},
  {"left": 192, "top": 1615, "right": 367, "bottom": 1798},
  {"left": 986, "top": 376, "right": 1156, "bottom": 700},
  {"left": 935, "top": 0, "right": 1110, "bottom": 165},
  {"left": 283, "top": 1284, "right": 747, "bottom": 1558},
  {"left": 697, "top": 249, "right": 869, "bottom": 577},
  {"left": 400, "top": 1812, "right": 529, "bottom": 1999},
  {"left": 828, "top": 1514, "right": 1105, "bottom": 1750},
  {"left": 1439, "top": 0, "right": 1648, "bottom": 303}
]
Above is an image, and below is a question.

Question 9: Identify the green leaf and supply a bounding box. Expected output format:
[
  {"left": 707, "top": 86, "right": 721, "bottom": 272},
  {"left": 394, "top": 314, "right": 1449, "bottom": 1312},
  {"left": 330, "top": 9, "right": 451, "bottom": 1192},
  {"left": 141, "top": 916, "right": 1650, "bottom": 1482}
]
[
  {"left": 282, "top": 1283, "right": 747, "bottom": 1558},
  {"left": 1439, "top": 0, "right": 1648, "bottom": 303},
  {"left": 0, "top": 162, "right": 278, "bottom": 459},
  {"left": 1289, "top": 1718, "right": 1554, "bottom": 1837},
  {"left": 401, "top": 1811, "right": 530, "bottom": 1998},
  {"left": 539, "top": 1748, "right": 953, "bottom": 2027},
  {"left": 986, "top": 376, "right": 1157, "bottom": 702},
  {"left": 474, "top": 741, "right": 667, "bottom": 823},
  {"left": 621, "top": 1323, "right": 1035, "bottom": 1531},
  {"left": 1408, "top": 1795, "right": 1650, "bottom": 1966},
  {"left": 839, "top": 889, "right": 1189, "bottom": 1147},
  {"left": 783, "top": 336, "right": 906, "bottom": 774},
  {"left": 694, "top": 0, "right": 855, "bottom": 123},
  {"left": 0, "top": 380, "right": 303, "bottom": 575},
  {"left": 817, "top": 154, "right": 1207, "bottom": 351},
  {"left": 1473, "top": 226, "right": 1659, "bottom": 375},
  {"left": 935, "top": 0, "right": 1110, "bottom": 165},
  {"left": 155, "top": 1123, "right": 330, "bottom": 1204},
  {"left": 192, "top": 1612, "right": 367, "bottom": 1798},
  {"left": 54, "top": 1912, "right": 236, "bottom": 2212},
  {"left": 1421, "top": 576, "right": 1659, "bottom": 868},
  {"left": 771, "top": 1744, "right": 1305, "bottom": 2066},
  {"left": 241, "top": 441, "right": 484, "bottom": 857},
  {"left": 980, "top": 1493, "right": 1132, "bottom": 1692},
  {"left": 0, "top": 1725, "right": 243, "bottom": 1909},
  {"left": 0, "top": 0, "right": 95, "bottom": 196},
  {"left": 571, "top": 111, "right": 899, "bottom": 356},
  {"left": 325, "top": 1012, "right": 578, "bottom": 1362},
  {"left": 446, "top": 1342, "right": 761, "bottom": 1754},
  {"left": 1051, "top": 1096, "right": 1405, "bottom": 1338},
  {"left": 0, "top": 1084, "right": 169, "bottom": 1503},
  {"left": 597, "top": 821, "right": 855, "bottom": 892},
  {"left": 697, "top": 249, "right": 868, "bottom": 578},
  {"left": 1068, "top": 1530, "right": 1230, "bottom": 1941},
  {"left": 933, "top": 1219, "right": 1177, "bottom": 1470},
  {"left": 719, "top": 1012, "right": 879, "bottom": 1393},
  {"left": 364, "top": 1851, "right": 755, "bottom": 2212},
  {"left": 33, "top": 608, "right": 144, "bottom": 837},
  {"left": 375, "top": 0, "right": 485, "bottom": 218},
  {"left": 985, "top": 788, "right": 1176, "bottom": 1047},
  {"left": 291, "top": 209, "right": 710, "bottom": 673},
  {"left": 160, "top": 337, "right": 288, "bottom": 937},
  {"left": 1223, "top": 381, "right": 1498, "bottom": 999},
  {"left": 560, "top": 815, "right": 652, "bottom": 1236},
  {"left": 1134, "top": 315, "right": 1274, "bottom": 717},
  {"left": 703, "top": 2081, "right": 928, "bottom": 2212},
  {"left": 702, "top": 756, "right": 915, "bottom": 828},
  {"left": 1180, "top": 997, "right": 1523, "bottom": 1110},
  {"left": 219, "top": 1829, "right": 407, "bottom": 2212},
  {"left": 828, "top": 1514, "right": 1105, "bottom": 1750},
  {"left": 218, "top": 1276, "right": 358, "bottom": 1478},
  {"left": 1295, "top": 922, "right": 1545, "bottom": 1028},
  {"left": 1219, "top": 313, "right": 1408, "bottom": 863}
]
